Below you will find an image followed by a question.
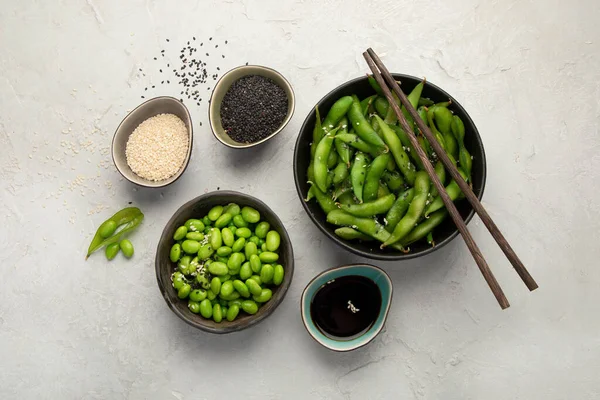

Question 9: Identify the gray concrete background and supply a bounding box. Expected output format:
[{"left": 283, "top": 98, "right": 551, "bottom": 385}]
[{"left": 1, "top": 0, "right": 599, "bottom": 398}]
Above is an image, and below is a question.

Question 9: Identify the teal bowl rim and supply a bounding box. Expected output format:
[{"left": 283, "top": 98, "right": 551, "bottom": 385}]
[{"left": 300, "top": 264, "right": 393, "bottom": 352}]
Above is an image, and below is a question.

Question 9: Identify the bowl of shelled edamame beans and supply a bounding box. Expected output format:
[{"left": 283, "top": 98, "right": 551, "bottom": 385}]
[
  {"left": 293, "top": 74, "right": 486, "bottom": 261},
  {"left": 155, "top": 191, "right": 294, "bottom": 334}
]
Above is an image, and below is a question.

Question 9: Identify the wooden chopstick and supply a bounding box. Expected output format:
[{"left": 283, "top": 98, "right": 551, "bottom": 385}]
[
  {"left": 364, "top": 51, "right": 512, "bottom": 309},
  {"left": 365, "top": 48, "right": 538, "bottom": 294}
]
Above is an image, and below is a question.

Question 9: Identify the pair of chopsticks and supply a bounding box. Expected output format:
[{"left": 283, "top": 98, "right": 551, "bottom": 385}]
[{"left": 363, "top": 48, "right": 538, "bottom": 309}]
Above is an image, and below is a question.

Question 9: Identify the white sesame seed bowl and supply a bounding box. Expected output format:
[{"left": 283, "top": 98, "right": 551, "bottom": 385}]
[{"left": 112, "top": 96, "right": 193, "bottom": 188}]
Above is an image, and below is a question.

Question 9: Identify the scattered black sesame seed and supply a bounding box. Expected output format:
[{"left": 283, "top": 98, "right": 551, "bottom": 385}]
[
  {"left": 166, "top": 38, "right": 170, "bottom": 42},
  {"left": 128, "top": 201, "right": 132, "bottom": 204},
  {"left": 206, "top": 53, "right": 209, "bottom": 56},
  {"left": 154, "top": 57, "right": 157, "bottom": 60},
  {"left": 160, "top": 69, "right": 163, "bottom": 73},
  {"left": 167, "top": 80, "right": 170, "bottom": 84},
  {"left": 225, "top": 40, "right": 228, "bottom": 44},
  {"left": 222, "top": 55, "right": 225, "bottom": 58},
  {"left": 209, "top": 37, "right": 212, "bottom": 40},
  {"left": 145, "top": 87, "right": 147, "bottom": 91},
  {"left": 193, "top": 36, "right": 196, "bottom": 40},
  {"left": 161, "top": 81, "right": 164, "bottom": 84},
  {"left": 139, "top": 68, "right": 142, "bottom": 71},
  {"left": 152, "top": 85, "right": 155, "bottom": 88},
  {"left": 141, "top": 96, "right": 145, "bottom": 98}
]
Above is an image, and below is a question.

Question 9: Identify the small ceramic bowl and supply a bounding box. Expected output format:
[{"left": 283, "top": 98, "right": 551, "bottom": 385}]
[
  {"left": 156, "top": 190, "right": 294, "bottom": 334},
  {"left": 112, "top": 96, "right": 193, "bottom": 188},
  {"left": 208, "top": 65, "right": 295, "bottom": 149},
  {"left": 301, "top": 264, "right": 393, "bottom": 352}
]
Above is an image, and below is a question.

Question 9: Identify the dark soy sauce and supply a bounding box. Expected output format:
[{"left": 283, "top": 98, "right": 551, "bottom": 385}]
[{"left": 310, "top": 275, "right": 381, "bottom": 340}]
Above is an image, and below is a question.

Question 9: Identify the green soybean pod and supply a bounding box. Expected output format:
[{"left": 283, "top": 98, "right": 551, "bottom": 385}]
[
  {"left": 105, "top": 242, "right": 120, "bottom": 260},
  {"left": 233, "top": 214, "right": 248, "bottom": 228},
  {"left": 322, "top": 96, "right": 354, "bottom": 131},
  {"left": 260, "top": 264, "right": 274, "bottom": 285},
  {"left": 254, "top": 221, "right": 270, "bottom": 239},
  {"left": 235, "top": 227, "right": 252, "bottom": 238},
  {"left": 351, "top": 152, "right": 369, "bottom": 203},
  {"left": 209, "top": 228, "right": 222, "bottom": 249},
  {"left": 245, "top": 279, "right": 262, "bottom": 296},
  {"left": 273, "top": 264, "right": 284, "bottom": 286},
  {"left": 216, "top": 246, "right": 232, "bottom": 257},
  {"left": 173, "top": 226, "right": 188, "bottom": 241},
  {"left": 210, "top": 277, "right": 222, "bottom": 295},
  {"left": 181, "top": 240, "right": 200, "bottom": 254},
  {"left": 233, "top": 280, "right": 250, "bottom": 298},
  {"left": 221, "top": 228, "right": 234, "bottom": 247},
  {"left": 241, "top": 207, "right": 261, "bottom": 224},
  {"left": 170, "top": 243, "right": 181, "bottom": 262},
  {"left": 178, "top": 283, "right": 191, "bottom": 299},
  {"left": 253, "top": 288, "right": 272, "bottom": 303},
  {"left": 188, "top": 300, "right": 201, "bottom": 314},
  {"left": 223, "top": 203, "right": 241, "bottom": 216},
  {"left": 215, "top": 213, "right": 233, "bottom": 229},
  {"left": 186, "top": 232, "right": 204, "bottom": 241},
  {"left": 98, "top": 220, "right": 117, "bottom": 238},
  {"left": 118, "top": 239, "right": 134, "bottom": 258},
  {"left": 226, "top": 304, "right": 240, "bottom": 321},
  {"left": 232, "top": 237, "right": 246, "bottom": 253},
  {"left": 189, "top": 289, "right": 207, "bottom": 302},
  {"left": 197, "top": 243, "right": 214, "bottom": 260},
  {"left": 240, "top": 262, "right": 252, "bottom": 280},
  {"left": 385, "top": 189, "right": 415, "bottom": 233},
  {"left": 259, "top": 252, "right": 279, "bottom": 263},
  {"left": 212, "top": 304, "right": 223, "bottom": 322},
  {"left": 250, "top": 254, "right": 262, "bottom": 273},
  {"left": 220, "top": 281, "right": 234, "bottom": 297},
  {"left": 208, "top": 261, "right": 228, "bottom": 276},
  {"left": 241, "top": 300, "right": 259, "bottom": 315},
  {"left": 265, "top": 231, "right": 281, "bottom": 252},
  {"left": 200, "top": 299, "right": 213, "bottom": 318},
  {"left": 208, "top": 206, "right": 224, "bottom": 221}
]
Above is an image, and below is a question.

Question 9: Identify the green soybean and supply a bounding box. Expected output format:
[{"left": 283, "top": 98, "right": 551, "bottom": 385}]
[
  {"left": 216, "top": 246, "right": 232, "bottom": 257},
  {"left": 186, "top": 232, "right": 204, "bottom": 241},
  {"left": 208, "top": 262, "right": 228, "bottom": 276},
  {"left": 260, "top": 264, "right": 274, "bottom": 284},
  {"left": 250, "top": 254, "right": 262, "bottom": 274},
  {"left": 212, "top": 304, "right": 223, "bottom": 323},
  {"left": 233, "top": 280, "right": 250, "bottom": 298},
  {"left": 209, "top": 228, "right": 222, "bottom": 249},
  {"left": 253, "top": 288, "right": 272, "bottom": 303},
  {"left": 105, "top": 242, "right": 120, "bottom": 260},
  {"left": 249, "top": 275, "right": 262, "bottom": 285},
  {"left": 208, "top": 206, "right": 224, "bottom": 221},
  {"left": 189, "top": 289, "right": 207, "bottom": 302},
  {"left": 249, "top": 236, "right": 260, "bottom": 245},
  {"left": 187, "top": 219, "right": 205, "bottom": 233},
  {"left": 181, "top": 240, "right": 200, "bottom": 254},
  {"left": 273, "top": 264, "right": 284, "bottom": 285},
  {"left": 239, "top": 262, "right": 252, "bottom": 280},
  {"left": 233, "top": 214, "right": 248, "bottom": 228},
  {"left": 178, "top": 283, "right": 191, "bottom": 299},
  {"left": 172, "top": 273, "right": 186, "bottom": 290},
  {"left": 220, "top": 281, "right": 234, "bottom": 297},
  {"left": 221, "top": 227, "right": 234, "bottom": 247},
  {"left": 223, "top": 203, "right": 241, "bottom": 216},
  {"left": 177, "top": 255, "right": 191, "bottom": 274},
  {"left": 235, "top": 227, "right": 252, "bottom": 238},
  {"left": 173, "top": 226, "right": 188, "bottom": 241},
  {"left": 170, "top": 243, "right": 181, "bottom": 262},
  {"left": 232, "top": 237, "right": 246, "bottom": 253},
  {"left": 219, "top": 291, "right": 240, "bottom": 301},
  {"left": 98, "top": 220, "right": 117, "bottom": 238},
  {"left": 210, "top": 277, "right": 222, "bottom": 295},
  {"left": 215, "top": 213, "right": 232, "bottom": 228},
  {"left": 245, "top": 241, "right": 258, "bottom": 259},
  {"left": 197, "top": 243, "right": 214, "bottom": 260},
  {"left": 255, "top": 221, "right": 270, "bottom": 239},
  {"left": 206, "top": 290, "right": 217, "bottom": 301},
  {"left": 119, "top": 239, "right": 134, "bottom": 258},
  {"left": 245, "top": 279, "right": 262, "bottom": 296},
  {"left": 259, "top": 252, "right": 279, "bottom": 263},
  {"left": 200, "top": 299, "right": 213, "bottom": 318},
  {"left": 241, "top": 300, "right": 258, "bottom": 315},
  {"left": 188, "top": 300, "right": 201, "bottom": 314},
  {"left": 228, "top": 252, "right": 245, "bottom": 272},
  {"left": 241, "top": 207, "right": 261, "bottom": 223},
  {"left": 265, "top": 230, "right": 280, "bottom": 252},
  {"left": 226, "top": 304, "right": 240, "bottom": 321}
]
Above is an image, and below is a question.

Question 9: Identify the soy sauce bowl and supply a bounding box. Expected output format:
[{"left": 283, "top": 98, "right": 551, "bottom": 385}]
[{"left": 300, "top": 264, "right": 393, "bottom": 352}]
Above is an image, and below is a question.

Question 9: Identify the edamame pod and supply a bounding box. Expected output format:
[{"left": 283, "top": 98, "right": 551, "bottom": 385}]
[
  {"left": 351, "top": 152, "right": 369, "bottom": 203},
  {"left": 322, "top": 96, "right": 353, "bottom": 132},
  {"left": 313, "top": 127, "right": 338, "bottom": 193},
  {"left": 339, "top": 193, "right": 395, "bottom": 217},
  {"left": 347, "top": 96, "right": 386, "bottom": 148},
  {"left": 334, "top": 227, "right": 372, "bottom": 241},
  {"left": 332, "top": 162, "right": 349, "bottom": 185},
  {"left": 336, "top": 133, "right": 383, "bottom": 157},
  {"left": 401, "top": 209, "right": 448, "bottom": 247},
  {"left": 311, "top": 105, "right": 323, "bottom": 157},
  {"left": 382, "top": 171, "right": 405, "bottom": 192},
  {"left": 385, "top": 189, "right": 414, "bottom": 233},
  {"left": 374, "top": 115, "right": 416, "bottom": 186},
  {"left": 424, "top": 168, "right": 468, "bottom": 216},
  {"left": 451, "top": 115, "right": 472, "bottom": 181},
  {"left": 362, "top": 153, "right": 392, "bottom": 202}
]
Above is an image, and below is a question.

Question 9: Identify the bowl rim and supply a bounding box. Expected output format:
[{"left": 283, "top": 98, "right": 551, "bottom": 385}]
[
  {"left": 300, "top": 263, "right": 393, "bottom": 352},
  {"left": 155, "top": 190, "right": 295, "bottom": 334},
  {"left": 293, "top": 73, "right": 487, "bottom": 261},
  {"left": 111, "top": 95, "right": 193, "bottom": 188},
  {"left": 208, "top": 64, "right": 296, "bottom": 149}
]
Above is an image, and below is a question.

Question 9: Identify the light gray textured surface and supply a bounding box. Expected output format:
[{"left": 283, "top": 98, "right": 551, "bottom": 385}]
[{"left": 1, "top": 0, "right": 599, "bottom": 398}]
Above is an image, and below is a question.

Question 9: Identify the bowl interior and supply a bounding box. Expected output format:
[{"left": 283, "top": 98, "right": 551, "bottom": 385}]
[
  {"left": 293, "top": 74, "right": 486, "bottom": 260},
  {"left": 156, "top": 191, "right": 294, "bottom": 334},
  {"left": 301, "top": 264, "right": 392, "bottom": 351},
  {"left": 209, "top": 65, "right": 295, "bottom": 148},
  {"left": 112, "top": 96, "right": 193, "bottom": 188}
]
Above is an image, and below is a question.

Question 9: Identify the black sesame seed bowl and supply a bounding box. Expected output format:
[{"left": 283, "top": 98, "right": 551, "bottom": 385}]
[
  {"left": 208, "top": 65, "right": 295, "bottom": 149},
  {"left": 293, "top": 74, "right": 487, "bottom": 261}
]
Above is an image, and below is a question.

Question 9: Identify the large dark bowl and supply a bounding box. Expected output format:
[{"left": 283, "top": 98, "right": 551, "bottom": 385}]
[
  {"left": 293, "top": 74, "right": 486, "bottom": 261},
  {"left": 156, "top": 191, "right": 294, "bottom": 333}
]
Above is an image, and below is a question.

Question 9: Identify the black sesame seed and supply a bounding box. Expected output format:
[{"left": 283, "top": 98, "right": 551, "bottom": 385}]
[
  {"left": 154, "top": 57, "right": 157, "bottom": 60},
  {"left": 166, "top": 38, "right": 170, "bottom": 42},
  {"left": 160, "top": 69, "right": 162, "bottom": 73},
  {"left": 209, "top": 37, "right": 212, "bottom": 40}
]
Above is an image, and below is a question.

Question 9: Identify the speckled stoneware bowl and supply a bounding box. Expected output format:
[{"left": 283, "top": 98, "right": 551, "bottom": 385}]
[
  {"left": 301, "top": 264, "right": 392, "bottom": 352},
  {"left": 112, "top": 96, "right": 193, "bottom": 188},
  {"left": 208, "top": 65, "right": 295, "bottom": 149},
  {"left": 156, "top": 191, "right": 294, "bottom": 334}
]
